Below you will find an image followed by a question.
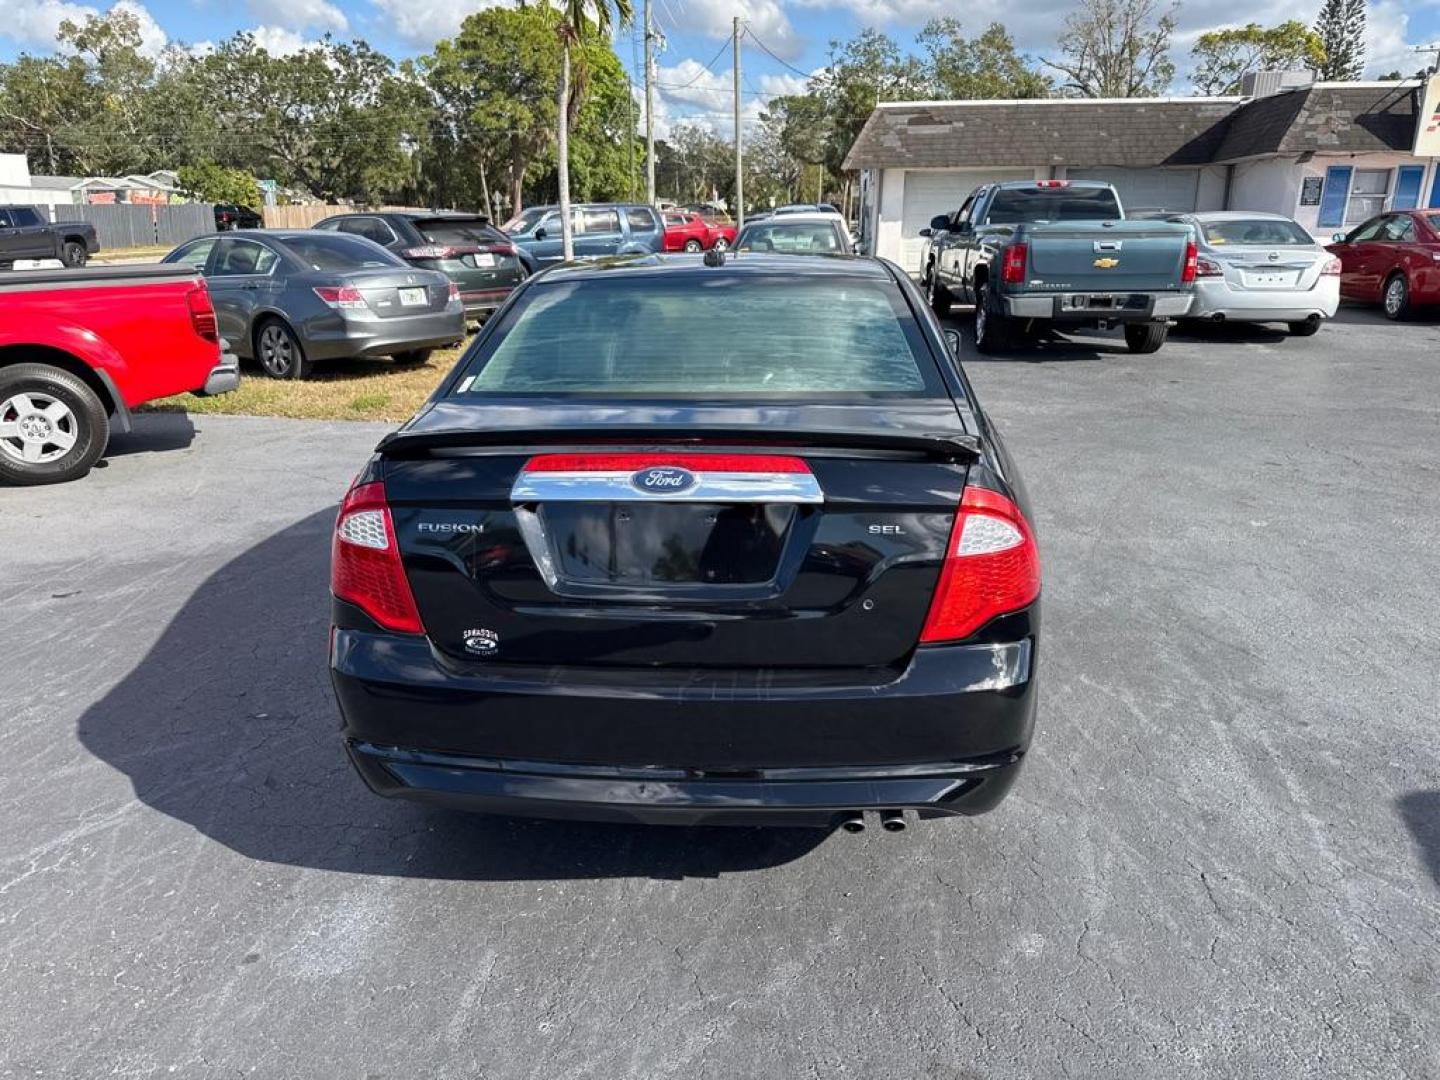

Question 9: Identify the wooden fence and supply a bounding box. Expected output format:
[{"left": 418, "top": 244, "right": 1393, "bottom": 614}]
[{"left": 261, "top": 205, "right": 431, "bottom": 229}]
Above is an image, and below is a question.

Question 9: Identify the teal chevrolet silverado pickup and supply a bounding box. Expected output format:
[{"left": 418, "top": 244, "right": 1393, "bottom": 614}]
[{"left": 922, "top": 181, "right": 1196, "bottom": 354}]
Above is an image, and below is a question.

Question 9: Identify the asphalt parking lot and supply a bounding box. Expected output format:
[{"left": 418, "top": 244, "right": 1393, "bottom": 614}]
[{"left": 2, "top": 304, "right": 1438, "bottom": 1079}]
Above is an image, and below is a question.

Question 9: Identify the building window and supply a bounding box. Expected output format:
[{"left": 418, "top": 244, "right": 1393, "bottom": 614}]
[{"left": 1346, "top": 169, "right": 1390, "bottom": 224}]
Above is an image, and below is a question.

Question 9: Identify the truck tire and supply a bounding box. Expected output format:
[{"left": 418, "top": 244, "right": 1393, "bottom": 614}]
[
  {"left": 61, "top": 241, "right": 88, "bottom": 268},
  {"left": 255, "top": 318, "right": 313, "bottom": 379},
  {"left": 928, "top": 274, "right": 952, "bottom": 317},
  {"left": 0, "top": 363, "right": 110, "bottom": 486},
  {"left": 973, "top": 283, "right": 1013, "bottom": 354},
  {"left": 1124, "top": 321, "right": 1168, "bottom": 354}
]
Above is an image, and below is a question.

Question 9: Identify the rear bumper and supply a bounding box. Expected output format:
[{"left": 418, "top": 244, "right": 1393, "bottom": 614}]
[
  {"left": 195, "top": 355, "right": 240, "bottom": 396},
  {"left": 331, "top": 628, "right": 1038, "bottom": 825},
  {"left": 1005, "top": 291, "right": 1193, "bottom": 321},
  {"left": 303, "top": 309, "right": 466, "bottom": 360},
  {"left": 459, "top": 288, "right": 512, "bottom": 317},
  {"left": 1188, "top": 277, "right": 1340, "bottom": 321}
]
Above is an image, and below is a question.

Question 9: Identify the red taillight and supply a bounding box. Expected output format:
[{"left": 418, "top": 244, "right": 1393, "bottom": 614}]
[
  {"left": 402, "top": 245, "right": 459, "bottom": 259},
  {"left": 331, "top": 481, "right": 424, "bottom": 635},
  {"left": 1196, "top": 255, "right": 1223, "bottom": 277},
  {"left": 1181, "top": 240, "right": 1199, "bottom": 284},
  {"left": 185, "top": 283, "right": 218, "bottom": 342},
  {"left": 313, "top": 285, "right": 368, "bottom": 310},
  {"left": 481, "top": 243, "right": 518, "bottom": 257},
  {"left": 1036, "top": 180, "right": 1069, "bottom": 188},
  {"left": 1321, "top": 256, "right": 1342, "bottom": 276},
  {"left": 1001, "top": 243, "right": 1027, "bottom": 285},
  {"left": 446, "top": 282, "right": 461, "bottom": 303},
  {"left": 919, "top": 486, "right": 1040, "bottom": 644},
  {"left": 523, "top": 453, "right": 811, "bottom": 473}
]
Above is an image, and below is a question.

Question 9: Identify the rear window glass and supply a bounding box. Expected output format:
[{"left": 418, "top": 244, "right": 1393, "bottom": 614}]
[
  {"left": 280, "top": 234, "right": 403, "bottom": 271},
  {"left": 459, "top": 276, "right": 934, "bottom": 397},
  {"left": 1201, "top": 219, "right": 1313, "bottom": 246},
  {"left": 736, "top": 223, "right": 843, "bottom": 254},
  {"left": 986, "top": 186, "right": 1121, "bottom": 223},
  {"left": 416, "top": 218, "right": 499, "bottom": 245}
]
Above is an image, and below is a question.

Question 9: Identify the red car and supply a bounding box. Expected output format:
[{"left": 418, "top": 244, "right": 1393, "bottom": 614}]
[
  {"left": 1326, "top": 209, "right": 1440, "bottom": 319},
  {"left": 661, "top": 212, "right": 736, "bottom": 253},
  {"left": 0, "top": 265, "right": 236, "bottom": 485}
]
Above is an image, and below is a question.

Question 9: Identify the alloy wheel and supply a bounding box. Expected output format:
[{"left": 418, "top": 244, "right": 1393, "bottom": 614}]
[
  {"left": 1384, "top": 278, "right": 1406, "bottom": 318},
  {"left": 0, "top": 391, "right": 78, "bottom": 464},
  {"left": 259, "top": 325, "right": 295, "bottom": 377}
]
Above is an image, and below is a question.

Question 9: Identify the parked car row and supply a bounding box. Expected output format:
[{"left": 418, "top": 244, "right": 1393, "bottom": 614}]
[{"left": 919, "top": 187, "right": 1437, "bottom": 348}]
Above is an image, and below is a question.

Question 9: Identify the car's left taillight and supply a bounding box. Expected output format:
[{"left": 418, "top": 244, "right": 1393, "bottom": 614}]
[
  {"left": 331, "top": 480, "right": 424, "bottom": 634},
  {"left": 314, "top": 285, "right": 369, "bottom": 310},
  {"left": 1001, "top": 243, "right": 1027, "bottom": 285},
  {"left": 1181, "top": 241, "right": 1199, "bottom": 284},
  {"left": 186, "top": 283, "right": 218, "bottom": 342},
  {"left": 919, "top": 486, "right": 1040, "bottom": 644}
]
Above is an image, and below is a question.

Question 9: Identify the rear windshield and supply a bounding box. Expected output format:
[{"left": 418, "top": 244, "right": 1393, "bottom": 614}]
[
  {"left": 1426, "top": 214, "right": 1440, "bottom": 235},
  {"left": 414, "top": 217, "right": 499, "bottom": 245},
  {"left": 735, "top": 222, "right": 843, "bottom": 254},
  {"left": 985, "top": 186, "right": 1121, "bottom": 224},
  {"left": 1201, "top": 219, "right": 1313, "bottom": 246},
  {"left": 280, "top": 234, "right": 403, "bottom": 271},
  {"left": 458, "top": 276, "right": 935, "bottom": 397}
]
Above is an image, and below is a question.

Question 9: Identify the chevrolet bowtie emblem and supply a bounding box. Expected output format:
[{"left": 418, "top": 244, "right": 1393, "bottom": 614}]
[{"left": 1093, "top": 257, "right": 1120, "bottom": 269}]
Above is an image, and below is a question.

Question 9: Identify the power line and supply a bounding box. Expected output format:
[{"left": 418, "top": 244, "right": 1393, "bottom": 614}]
[
  {"left": 667, "top": 35, "right": 734, "bottom": 89},
  {"left": 742, "top": 28, "right": 813, "bottom": 81}
]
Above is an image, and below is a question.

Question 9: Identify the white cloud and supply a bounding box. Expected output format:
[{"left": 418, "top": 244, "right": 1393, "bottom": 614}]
[
  {"left": 5, "top": 0, "right": 165, "bottom": 55},
  {"left": 1364, "top": 0, "right": 1426, "bottom": 78},
  {"left": 647, "top": 57, "right": 811, "bottom": 140},
  {"left": 367, "top": 0, "right": 510, "bottom": 48},
  {"left": 248, "top": 0, "right": 347, "bottom": 34},
  {"left": 664, "top": 0, "right": 804, "bottom": 61},
  {"left": 249, "top": 24, "right": 311, "bottom": 55}
]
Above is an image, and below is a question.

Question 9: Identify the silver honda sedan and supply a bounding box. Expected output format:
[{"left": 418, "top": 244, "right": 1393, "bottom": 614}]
[
  {"left": 1161, "top": 212, "right": 1341, "bottom": 337},
  {"left": 163, "top": 231, "right": 465, "bottom": 379}
]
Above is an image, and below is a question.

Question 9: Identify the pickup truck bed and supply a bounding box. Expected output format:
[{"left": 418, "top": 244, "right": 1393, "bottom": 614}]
[{"left": 0, "top": 265, "right": 237, "bottom": 485}]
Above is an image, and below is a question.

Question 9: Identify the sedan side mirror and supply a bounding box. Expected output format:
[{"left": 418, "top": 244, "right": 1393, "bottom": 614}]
[
  {"left": 943, "top": 329, "right": 962, "bottom": 356},
  {"left": 1332, "top": 233, "right": 1345, "bottom": 243},
  {"left": 929, "top": 214, "right": 950, "bottom": 231},
  {"left": 918, "top": 227, "right": 932, "bottom": 238},
  {"left": 534, "top": 228, "right": 547, "bottom": 241}
]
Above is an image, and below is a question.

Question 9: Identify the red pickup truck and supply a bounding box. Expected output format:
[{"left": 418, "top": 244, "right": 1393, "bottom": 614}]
[{"left": 0, "top": 266, "right": 238, "bottom": 485}]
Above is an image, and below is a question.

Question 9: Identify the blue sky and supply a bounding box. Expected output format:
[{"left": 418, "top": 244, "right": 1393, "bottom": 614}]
[{"left": 4, "top": 0, "right": 1438, "bottom": 137}]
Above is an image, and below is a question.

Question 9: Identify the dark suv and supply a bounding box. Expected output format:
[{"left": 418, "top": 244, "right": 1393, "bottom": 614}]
[
  {"left": 317, "top": 212, "right": 527, "bottom": 320},
  {"left": 329, "top": 253, "right": 1041, "bottom": 830},
  {"left": 213, "top": 204, "right": 263, "bottom": 230}
]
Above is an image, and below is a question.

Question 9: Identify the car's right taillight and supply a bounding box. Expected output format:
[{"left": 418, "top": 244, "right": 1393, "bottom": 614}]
[
  {"left": 919, "top": 486, "right": 1040, "bottom": 644},
  {"left": 1001, "top": 243, "right": 1027, "bottom": 284},
  {"left": 331, "top": 480, "right": 424, "bottom": 634},
  {"left": 402, "top": 245, "right": 459, "bottom": 259},
  {"left": 313, "top": 285, "right": 368, "bottom": 310},
  {"left": 186, "top": 283, "right": 218, "bottom": 342},
  {"left": 1321, "top": 256, "right": 1342, "bottom": 276}
]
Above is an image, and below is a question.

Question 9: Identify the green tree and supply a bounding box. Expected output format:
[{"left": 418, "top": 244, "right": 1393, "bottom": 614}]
[
  {"left": 177, "top": 162, "right": 261, "bottom": 205},
  {"left": 1313, "top": 0, "right": 1366, "bottom": 80},
  {"left": 1190, "top": 22, "right": 1327, "bottom": 94},
  {"left": 1047, "top": 0, "right": 1178, "bottom": 97},
  {"left": 0, "top": 54, "right": 98, "bottom": 175},
  {"left": 919, "top": 19, "right": 1052, "bottom": 99},
  {"left": 545, "top": 0, "right": 634, "bottom": 260}
]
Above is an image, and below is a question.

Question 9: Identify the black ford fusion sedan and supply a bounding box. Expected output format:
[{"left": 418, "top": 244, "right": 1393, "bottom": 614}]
[{"left": 329, "top": 252, "right": 1041, "bottom": 830}]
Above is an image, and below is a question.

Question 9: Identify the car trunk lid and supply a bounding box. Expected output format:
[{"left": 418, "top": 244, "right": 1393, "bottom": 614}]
[
  {"left": 343, "top": 268, "right": 452, "bottom": 317},
  {"left": 380, "top": 401, "right": 973, "bottom": 669}
]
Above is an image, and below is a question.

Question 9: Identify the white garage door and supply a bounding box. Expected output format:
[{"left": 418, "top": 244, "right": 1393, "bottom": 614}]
[
  {"left": 899, "top": 169, "right": 1033, "bottom": 272},
  {"left": 1067, "top": 168, "right": 1200, "bottom": 214}
]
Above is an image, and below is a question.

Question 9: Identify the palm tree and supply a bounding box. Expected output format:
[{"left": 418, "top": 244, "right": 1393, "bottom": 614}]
[{"left": 550, "top": 0, "right": 634, "bottom": 260}]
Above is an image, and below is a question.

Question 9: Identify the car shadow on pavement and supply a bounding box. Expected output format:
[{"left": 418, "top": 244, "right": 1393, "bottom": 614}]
[
  {"left": 104, "top": 412, "right": 197, "bottom": 459},
  {"left": 1328, "top": 302, "right": 1440, "bottom": 328},
  {"left": 1397, "top": 791, "right": 1440, "bottom": 890},
  {"left": 76, "top": 509, "right": 826, "bottom": 880}
]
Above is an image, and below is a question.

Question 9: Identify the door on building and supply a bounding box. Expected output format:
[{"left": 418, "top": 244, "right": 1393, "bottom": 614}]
[
  {"left": 898, "top": 169, "right": 1032, "bottom": 273},
  {"left": 1066, "top": 168, "right": 1201, "bottom": 214}
]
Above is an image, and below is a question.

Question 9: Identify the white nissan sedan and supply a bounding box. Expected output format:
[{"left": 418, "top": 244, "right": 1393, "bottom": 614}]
[{"left": 1160, "top": 211, "right": 1341, "bottom": 337}]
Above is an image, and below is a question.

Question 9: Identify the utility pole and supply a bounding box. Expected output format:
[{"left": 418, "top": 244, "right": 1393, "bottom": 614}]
[
  {"left": 626, "top": 73, "right": 637, "bottom": 202},
  {"left": 733, "top": 16, "right": 743, "bottom": 230},
  {"left": 644, "top": 0, "right": 656, "bottom": 204}
]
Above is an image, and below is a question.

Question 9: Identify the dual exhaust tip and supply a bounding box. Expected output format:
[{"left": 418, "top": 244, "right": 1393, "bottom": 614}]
[{"left": 838, "top": 809, "right": 907, "bottom": 834}]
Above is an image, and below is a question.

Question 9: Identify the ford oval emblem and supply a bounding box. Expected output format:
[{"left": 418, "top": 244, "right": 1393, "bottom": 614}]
[{"left": 631, "top": 466, "right": 697, "bottom": 494}]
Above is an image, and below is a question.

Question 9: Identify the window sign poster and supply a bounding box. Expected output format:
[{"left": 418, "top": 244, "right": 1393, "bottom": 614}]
[{"left": 1300, "top": 176, "right": 1324, "bottom": 206}]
